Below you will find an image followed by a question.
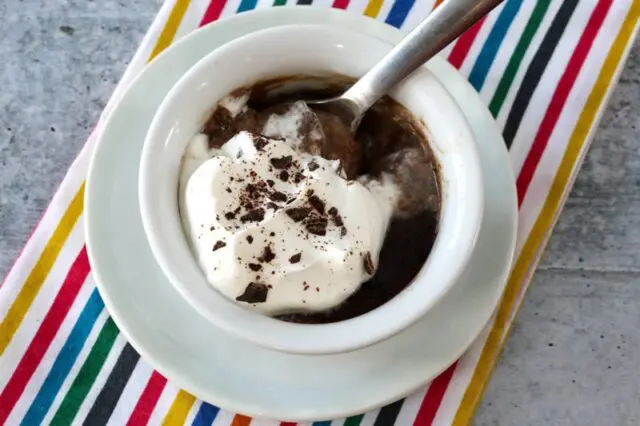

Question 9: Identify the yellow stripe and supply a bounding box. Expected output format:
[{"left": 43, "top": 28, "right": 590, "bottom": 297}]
[
  {"left": 363, "top": 0, "right": 384, "bottom": 18},
  {"left": 162, "top": 390, "right": 196, "bottom": 425},
  {"left": 452, "top": 4, "right": 640, "bottom": 425},
  {"left": 0, "top": 0, "right": 189, "bottom": 353},
  {"left": 149, "top": 0, "right": 191, "bottom": 61},
  {"left": 0, "top": 183, "right": 85, "bottom": 355}
]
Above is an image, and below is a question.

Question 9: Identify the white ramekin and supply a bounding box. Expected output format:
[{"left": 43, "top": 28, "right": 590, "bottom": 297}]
[{"left": 139, "top": 24, "right": 483, "bottom": 355}]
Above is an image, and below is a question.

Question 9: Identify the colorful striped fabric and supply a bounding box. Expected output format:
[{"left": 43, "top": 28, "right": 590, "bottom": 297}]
[{"left": 0, "top": 0, "right": 638, "bottom": 424}]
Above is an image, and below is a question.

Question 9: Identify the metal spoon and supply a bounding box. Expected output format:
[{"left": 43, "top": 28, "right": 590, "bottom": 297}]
[{"left": 308, "top": 0, "right": 504, "bottom": 133}]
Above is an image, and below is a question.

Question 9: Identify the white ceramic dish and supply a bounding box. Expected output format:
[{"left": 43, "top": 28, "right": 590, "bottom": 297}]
[
  {"left": 85, "top": 8, "right": 517, "bottom": 421},
  {"left": 139, "top": 24, "right": 483, "bottom": 355}
]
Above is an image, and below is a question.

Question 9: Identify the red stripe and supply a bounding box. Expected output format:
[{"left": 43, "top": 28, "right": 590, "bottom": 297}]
[
  {"left": 126, "top": 371, "right": 168, "bottom": 426},
  {"left": 280, "top": 423, "right": 296, "bottom": 426},
  {"left": 448, "top": 16, "right": 488, "bottom": 69},
  {"left": 413, "top": 363, "right": 457, "bottom": 425},
  {"left": 516, "top": 0, "right": 613, "bottom": 205},
  {"left": 332, "top": 0, "right": 350, "bottom": 9},
  {"left": 200, "top": 0, "right": 228, "bottom": 26},
  {"left": 0, "top": 247, "right": 90, "bottom": 424}
]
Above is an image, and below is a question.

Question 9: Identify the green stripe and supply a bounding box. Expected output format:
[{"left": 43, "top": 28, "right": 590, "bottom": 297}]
[
  {"left": 344, "top": 414, "right": 364, "bottom": 426},
  {"left": 49, "top": 318, "right": 119, "bottom": 425},
  {"left": 488, "top": 0, "right": 552, "bottom": 117},
  {"left": 273, "top": 0, "right": 286, "bottom": 5}
]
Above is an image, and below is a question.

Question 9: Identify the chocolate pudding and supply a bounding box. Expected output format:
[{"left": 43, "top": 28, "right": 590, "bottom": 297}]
[
  {"left": 197, "top": 76, "right": 441, "bottom": 323},
  {"left": 198, "top": 76, "right": 441, "bottom": 323}
]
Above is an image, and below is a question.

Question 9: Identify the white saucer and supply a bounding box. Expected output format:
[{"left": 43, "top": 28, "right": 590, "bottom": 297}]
[{"left": 85, "top": 8, "right": 517, "bottom": 421}]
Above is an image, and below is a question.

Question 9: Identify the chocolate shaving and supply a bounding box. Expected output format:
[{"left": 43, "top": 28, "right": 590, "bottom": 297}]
[
  {"left": 212, "top": 241, "right": 226, "bottom": 251},
  {"left": 286, "top": 207, "right": 311, "bottom": 222},
  {"left": 269, "top": 191, "right": 287, "bottom": 202},
  {"left": 266, "top": 202, "right": 279, "bottom": 210},
  {"left": 246, "top": 235, "right": 254, "bottom": 244},
  {"left": 253, "top": 136, "right": 269, "bottom": 151},
  {"left": 305, "top": 216, "right": 328, "bottom": 236},
  {"left": 270, "top": 155, "right": 293, "bottom": 169},
  {"left": 203, "top": 107, "right": 235, "bottom": 148},
  {"left": 240, "top": 208, "right": 265, "bottom": 223},
  {"left": 308, "top": 195, "right": 325, "bottom": 215},
  {"left": 293, "top": 172, "right": 306, "bottom": 184},
  {"left": 308, "top": 161, "right": 319, "bottom": 171},
  {"left": 363, "top": 251, "right": 374, "bottom": 275},
  {"left": 258, "top": 245, "right": 275, "bottom": 263},
  {"left": 224, "top": 211, "right": 236, "bottom": 220},
  {"left": 235, "top": 282, "right": 269, "bottom": 304},
  {"left": 328, "top": 207, "right": 338, "bottom": 216},
  {"left": 266, "top": 179, "right": 275, "bottom": 187},
  {"left": 279, "top": 170, "right": 289, "bottom": 182},
  {"left": 245, "top": 183, "right": 261, "bottom": 199},
  {"left": 331, "top": 214, "right": 344, "bottom": 227},
  {"left": 340, "top": 226, "right": 348, "bottom": 237},
  {"left": 289, "top": 253, "right": 302, "bottom": 264},
  {"left": 248, "top": 263, "right": 262, "bottom": 271}
]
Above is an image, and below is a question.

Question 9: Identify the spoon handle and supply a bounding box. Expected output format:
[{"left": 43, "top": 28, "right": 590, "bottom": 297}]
[{"left": 343, "top": 0, "right": 504, "bottom": 114}]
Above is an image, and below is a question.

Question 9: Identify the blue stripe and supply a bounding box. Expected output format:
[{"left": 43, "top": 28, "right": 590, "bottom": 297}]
[
  {"left": 312, "top": 422, "right": 332, "bottom": 426},
  {"left": 191, "top": 402, "right": 220, "bottom": 426},
  {"left": 468, "top": 0, "right": 523, "bottom": 91},
  {"left": 384, "top": 0, "right": 416, "bottom": 29},
  {"left": 21, "top": 289, "right": 104, "bottom": 426},
  {"left": 237, "top": 0, "right": 258, "bottom": 13}
]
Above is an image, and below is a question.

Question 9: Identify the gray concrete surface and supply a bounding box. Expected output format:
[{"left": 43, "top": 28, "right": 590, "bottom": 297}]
[{"left": 0, "top": 1, "right": 638, "bottom": 425}]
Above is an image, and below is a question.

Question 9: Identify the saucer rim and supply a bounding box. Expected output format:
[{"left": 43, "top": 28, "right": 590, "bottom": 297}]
[{"left": 85, "top": 7, "right": 517, "bottom": 421}]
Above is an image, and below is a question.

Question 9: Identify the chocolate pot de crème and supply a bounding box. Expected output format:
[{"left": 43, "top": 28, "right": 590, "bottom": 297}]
[{"left": 178, "top": 77, "right": 441, "bottom": 324}]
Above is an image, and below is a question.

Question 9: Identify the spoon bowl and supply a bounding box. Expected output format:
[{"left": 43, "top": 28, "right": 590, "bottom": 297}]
[{"left": 306, "top": 96, "right": 362, "bottom": 133}]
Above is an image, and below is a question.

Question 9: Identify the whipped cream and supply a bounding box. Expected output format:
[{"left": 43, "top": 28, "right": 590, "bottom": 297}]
[
  {"left": 179, "top": 130, "right": 397, "bottom": 315},
  {"left": 263, "top": 100, "right": 324, "bottom": 150}
]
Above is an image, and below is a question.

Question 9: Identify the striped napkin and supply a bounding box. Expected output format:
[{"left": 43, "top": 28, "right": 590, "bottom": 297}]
[{"left": 1, "top": 0, "right": 638, "bottom": 425}]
